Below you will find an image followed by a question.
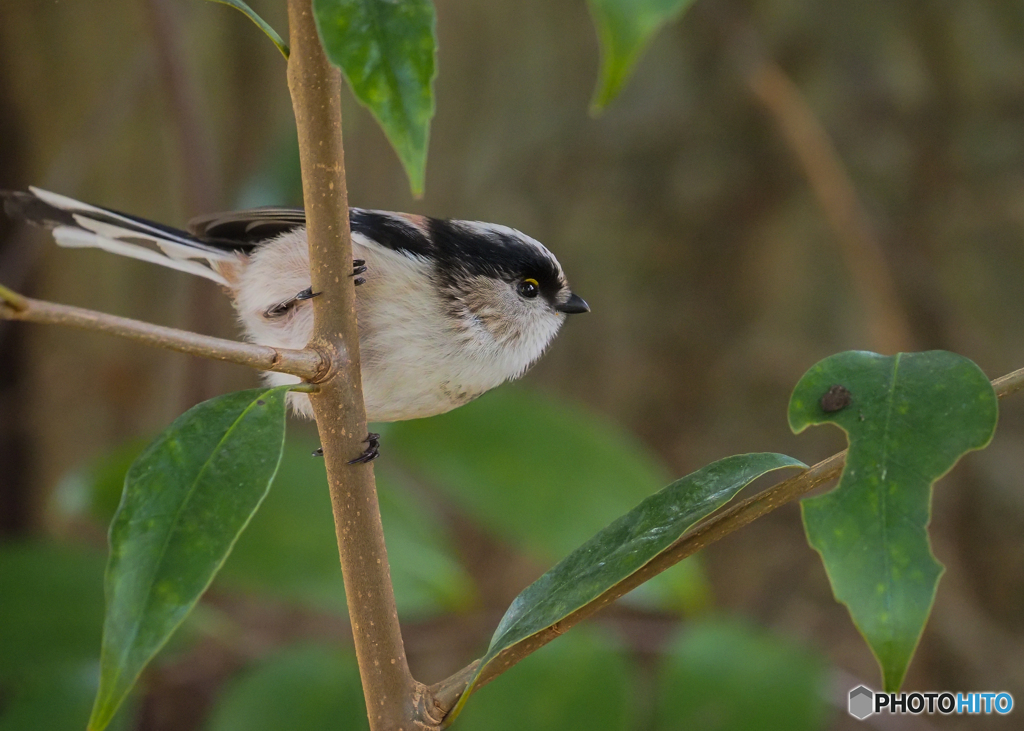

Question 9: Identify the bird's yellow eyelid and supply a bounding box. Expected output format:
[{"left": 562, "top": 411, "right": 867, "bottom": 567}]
[{"left": 523, "top": 278, "right": 539, "bottom": 287}]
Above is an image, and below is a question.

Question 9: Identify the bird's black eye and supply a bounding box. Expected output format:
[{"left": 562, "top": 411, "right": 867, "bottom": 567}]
[{"left": 517, "top": 278, "right": 540, "bottom": 299}]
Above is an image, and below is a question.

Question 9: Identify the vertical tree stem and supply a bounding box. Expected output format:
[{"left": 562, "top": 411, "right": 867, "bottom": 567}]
[{"left": 285, "top": 2, "right": 415, "bottom": 728}]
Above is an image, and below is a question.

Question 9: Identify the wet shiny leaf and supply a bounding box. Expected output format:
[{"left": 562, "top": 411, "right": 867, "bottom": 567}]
[{"left": 450, "top": 452, "right": 805, "bottom": 720}]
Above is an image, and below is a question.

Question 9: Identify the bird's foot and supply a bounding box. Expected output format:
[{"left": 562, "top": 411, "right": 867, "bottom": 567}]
[
  {"left": 352, "top": 259, "right": 367, "bottom": 286},
  {"left": 347, "top": 432, "right": 381, "bottom": 464}
]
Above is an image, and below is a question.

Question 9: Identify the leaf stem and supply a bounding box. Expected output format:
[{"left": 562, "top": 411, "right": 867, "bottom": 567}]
[
  {"left": 0, "top": 283, "right": 28, "bottom": 312},
  {"left": 0, "top": 289, "right": 323, "bottom": 379},
  {"left": 284, "top": 2, "right": 416, "bottom": 729}
]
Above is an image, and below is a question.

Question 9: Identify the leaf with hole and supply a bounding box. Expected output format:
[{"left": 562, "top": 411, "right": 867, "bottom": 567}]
[
  {"left": 88, "top": 386, "right": 290, "bottom": 731},
  {"left": 313, "top": 0, "right": 436, "bottom": 197},
  {"left": 449, "top": 452, "right": 805, "bottom": 721},
  {"left": 789, "top": 350, "right": 998, "bottom": 692}
]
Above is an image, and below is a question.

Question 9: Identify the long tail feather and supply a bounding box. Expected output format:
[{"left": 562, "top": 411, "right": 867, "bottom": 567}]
[{"left": 3, "top": 187, "right": 235, "bottom": 286}]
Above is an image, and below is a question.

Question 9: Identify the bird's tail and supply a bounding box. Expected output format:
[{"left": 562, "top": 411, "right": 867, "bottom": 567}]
[{"left": 1, "top": 187, "right": 235, "bottom": 286}]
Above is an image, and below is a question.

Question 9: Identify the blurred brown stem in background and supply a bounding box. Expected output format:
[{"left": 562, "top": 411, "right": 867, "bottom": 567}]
[
  {"left": 722, "top": 15, "right": 916, "bottom": 354},
  {"left": 146, "top": 0, "right": 226, "bottom": 411}
]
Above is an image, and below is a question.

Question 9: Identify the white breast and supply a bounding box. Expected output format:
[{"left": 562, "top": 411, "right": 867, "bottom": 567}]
[{"left": 233, "top": 230, "right": 530, "bottom": 422}]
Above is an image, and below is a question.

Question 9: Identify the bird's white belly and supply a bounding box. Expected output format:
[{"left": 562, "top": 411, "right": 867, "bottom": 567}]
[{"left": 361, "top": 360, "right": 491, "bottom": 422}]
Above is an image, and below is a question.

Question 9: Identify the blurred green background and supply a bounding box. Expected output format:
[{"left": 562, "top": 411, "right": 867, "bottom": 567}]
[{"left": 1, "top": 0, "right": 1023, "bottom": 729}]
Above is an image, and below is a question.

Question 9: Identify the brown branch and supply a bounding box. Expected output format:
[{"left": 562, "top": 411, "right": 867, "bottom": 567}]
[
  {"left": 0, "top": 287, "right": 324, "bottom": 380},
  {"left": 284, "top": 3, "right": 415, "bottom": 731},
  {"left": 426, "top": 365, "right": 1024, "bottom": 723}
]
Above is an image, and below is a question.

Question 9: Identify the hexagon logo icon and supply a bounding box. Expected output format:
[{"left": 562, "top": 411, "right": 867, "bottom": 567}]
[{"left": 849, "top": 686, "right": 874, "bottom": 720}]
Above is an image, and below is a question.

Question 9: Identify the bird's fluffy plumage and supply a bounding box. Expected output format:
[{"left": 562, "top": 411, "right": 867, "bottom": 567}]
[{"left": 2, "top": 187, "right": 587, "bottom": 422}]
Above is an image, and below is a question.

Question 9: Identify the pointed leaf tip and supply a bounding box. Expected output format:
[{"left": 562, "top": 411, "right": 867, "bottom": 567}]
[
  {"left": 587, "top": 0, "right": 697, "bottom": 113},
  {"left": 789, "top": 350, "right": 997, "bottom": 691},
  {"left": 312, "top": 0, "right": 436, "bottom": 197},
  {"left": 449, "top": 452, "right": 805, "bottom": 722},
  {"left": 88, "top": 387, "right": 291, "bottom": 730}
]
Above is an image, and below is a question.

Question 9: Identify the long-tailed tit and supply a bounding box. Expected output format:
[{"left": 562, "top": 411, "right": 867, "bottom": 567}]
[{"left": 2, "top": 188, "right": 589, "bottom": 434}]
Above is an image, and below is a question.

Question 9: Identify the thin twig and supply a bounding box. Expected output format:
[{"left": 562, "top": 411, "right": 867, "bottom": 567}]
[
  {"left": 0, "top": 291, "right": 324, "bottom": 380},
  {"left": 426, "top": 366, "right": 1024, "bottom": 723},
  {"left": 284, "top": 3, "right": 416, "bottom": 731}
]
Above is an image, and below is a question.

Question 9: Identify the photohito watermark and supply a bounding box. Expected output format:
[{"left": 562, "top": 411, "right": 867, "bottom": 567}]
[{"left": 848, "top": 686, "right": 1014, "bottom": 720}]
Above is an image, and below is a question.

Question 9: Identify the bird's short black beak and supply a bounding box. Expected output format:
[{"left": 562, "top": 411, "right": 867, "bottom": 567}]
[{"left": 555, "top": 293, "right": 590, "bottom": 314}]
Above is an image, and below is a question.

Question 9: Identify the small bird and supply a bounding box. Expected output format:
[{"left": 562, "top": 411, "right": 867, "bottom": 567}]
[{"left": 2, "top": 187, "right": 589, "bottom": 434}]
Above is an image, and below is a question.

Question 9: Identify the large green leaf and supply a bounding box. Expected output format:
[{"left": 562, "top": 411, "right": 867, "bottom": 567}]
[
  {"left": 207, "top": 1, "right": 289, "bottom": 58},
  {"left": 88, "top": 387, "right": 291, "bottom": 731},
  {"left": 456, "top": 629, "right": 633, "bottom": 731},
  {"left": 587, "top": 0, "right": 697, "bottom": 112},
  {"left": 789, "top": 351, "right": 998, "bottom": 692},
  {"left": 449, "top": 453, "right": 805, "bottom": 721},
  {"left": 313, "top": 0, "right": 436, "bottom": 197},
  {"left": 205, "top": 644, "right": 367, "bottom": 731},
  {"left": 389, "top": 387, "right": 710, "bottom": 612},
  {"left": 655, "top": 617, "right": 830, "bottom": 731}
]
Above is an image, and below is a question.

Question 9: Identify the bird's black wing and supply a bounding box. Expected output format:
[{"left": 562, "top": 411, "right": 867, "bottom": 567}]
[{"left": 188, "top": 208, "right": 308, "bottom": 251}]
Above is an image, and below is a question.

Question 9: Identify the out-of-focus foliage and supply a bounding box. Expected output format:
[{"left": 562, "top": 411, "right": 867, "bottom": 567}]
[
  {"left": 204, "top": 644, "right": 368, "bottom": 731},
  {"left": 0, "top": 544, "right": 133, "bottom": 731},
  {"left": 456, "top": 629, "right": 634, "bottom": 731},
  {"left": 655, "top": 618, "right": 831, "bottom": 731},
  {"left": 388, "top": 387, "right": 712, "bottom": 612},
  {"left": 221, "top": 437, "right": 477, "bottom": 617},
  {"left": 587, "top": 0, "right": 697, "bottom": 112},
  {"left": 790, "top": 350, "right": 998, "bottom": 692}
]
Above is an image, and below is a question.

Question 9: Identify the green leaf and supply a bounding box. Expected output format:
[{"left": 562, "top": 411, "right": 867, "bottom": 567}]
[
  {"left": 587, "top": 0, "right": 696, "bottom": 112},
  {"left": 205, "top": 644, "right": 367, "bottom": 731},
  {"left": 88, "top": 387, "right": 291, "bottom": 731},
  {"left": 789, "top": 351, "right": 998, "bottom": 692},
  {"left": 389, "top": 388, "right": 710, "bottom": 613},
  {"left": 456, "top": 629, "right": 633, "bottom": 731},
  {"left": 207, "top": 1, "right": 290, "bottom": 59},
  {"left": 449, "top": 452, "right": 805, "bottom": 721},
  {"left": 313, "top": 0, "right": 436, "bottom": 197},
  {"left": 655, "top": 617, "right": 830, "bottom": 731}
]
